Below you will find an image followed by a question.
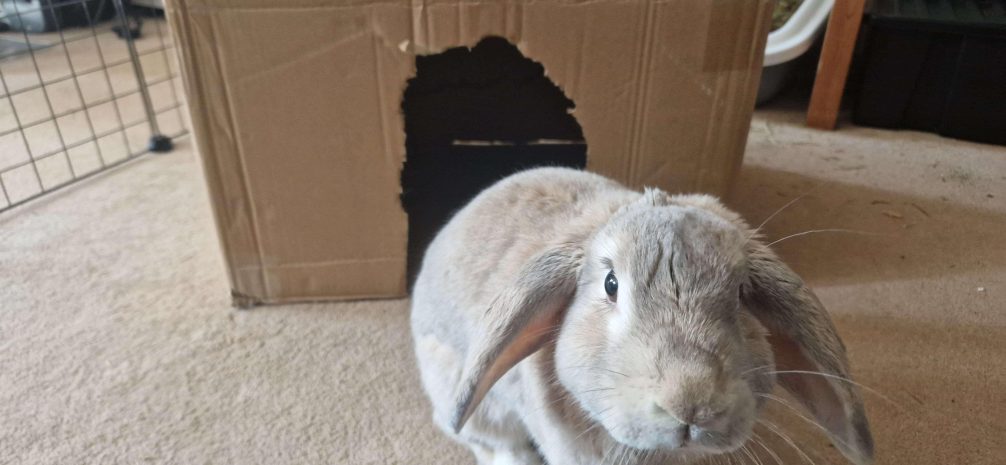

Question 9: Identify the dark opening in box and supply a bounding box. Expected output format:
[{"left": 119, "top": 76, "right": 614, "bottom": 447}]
[{"left": 400, "top": 36, "right": 587, "bottom": 287}]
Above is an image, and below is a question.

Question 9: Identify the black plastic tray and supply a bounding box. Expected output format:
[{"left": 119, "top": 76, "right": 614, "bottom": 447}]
[{"left": 853, "top": 0, "right": 1006, "bottom": 145}]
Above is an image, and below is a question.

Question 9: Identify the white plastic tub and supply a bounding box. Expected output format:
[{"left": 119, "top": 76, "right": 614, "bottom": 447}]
[{"left": 756, "top": 0, "right": 834, "bottom": 104}]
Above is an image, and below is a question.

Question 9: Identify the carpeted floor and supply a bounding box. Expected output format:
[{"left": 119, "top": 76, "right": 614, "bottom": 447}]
[{"left": 1, "top": 106, "right": 1003, "bottom": 465}]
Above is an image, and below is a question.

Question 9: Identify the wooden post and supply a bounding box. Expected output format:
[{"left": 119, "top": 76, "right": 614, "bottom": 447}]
[{"left": 807, "top": 0, "right": 866, "bottom": 129}]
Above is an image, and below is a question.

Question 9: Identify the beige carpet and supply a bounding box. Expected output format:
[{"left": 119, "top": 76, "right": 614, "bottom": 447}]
[{"left": 1, "top": 105, "right": 1003, "bottom": 465}]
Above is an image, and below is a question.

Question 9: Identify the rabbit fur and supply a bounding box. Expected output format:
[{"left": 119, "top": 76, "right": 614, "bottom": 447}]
[{"left": 410, "top": 167, "right": 873, "bottom": 465}]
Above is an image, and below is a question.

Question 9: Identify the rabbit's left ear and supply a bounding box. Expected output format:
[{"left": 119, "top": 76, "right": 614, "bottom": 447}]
[
  {"left": 743, "top": 243, "right": 874, "bottom": 465},
  {"left": 450, "top": 244, "right": 583, "bottom": 434},
  {"left": 669, "top": 192, "right": 873, "bottom": 464}
]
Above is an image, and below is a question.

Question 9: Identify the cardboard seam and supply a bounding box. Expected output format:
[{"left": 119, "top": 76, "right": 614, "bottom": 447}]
[
  {"left": 696, "top": 71, "right": 725, "bottom": 192},
  {"left": 182, "top": 3, "right": 407, "bottom": 13},
  {"left": 706, "top": 1, "right": 769, "bottom": 193},
  {"left": 519, "top": 2, "right": 527, "bottom": 47},
  {"left": 633, "top": 0, "right": 657, "bottom": 186},
  {"left": 408, "top": 0, "right": 417, "bottom": 49},
  {"left": 205, "top": 13, "right": 273, "bottom": 300},
  {"left": 408, "top": 0, "right": 434, "bottom": 51},
  {"left": 255, "top": 292, "right": 408, "bottom": 306},
  {"left": 180, "top": 1, "right": 686, "bottom": 13},
  {"left": 502, "top": 2, "right": 510, "bottom": 40},
  {"left": 167, "top": 2, "right": 268, "bottom": 299},
  {"left": 638, "top": 1, "right": 767, "bottom": 191},
  {"left": 166, "top": 3, "right": 238, "bottom": 291},
  {"left": 625, "top": 1, "right": 652, "bottom": 184},
  {"left": 408, "top": 0, "right": 428, "bottom": 49},
  {"left": 503, "top": 2, "right": 514, "bottom": 43},
  {"left": 369, "top": 16, "right": 398, "bottom": 178},
  {"left": 425, "top": 0, "right": 433, "bottom": 49},
  {"left": 573, "top": 20, "right": 585, "bottom": 99},
  {"left": 622, "top": 6, "right": 642, "bottom": 183},
  {"left": 456, "top": 1, "right": 463, "bottom": 43},
  {"left": 235, "top": 257, "right": 405, "bottom": 272},
  {"left": 722, "top": 0, "right": 773, "bottom": 197},
  {"left": 235, "top": 28, "right": 369, "bottom": 85}
]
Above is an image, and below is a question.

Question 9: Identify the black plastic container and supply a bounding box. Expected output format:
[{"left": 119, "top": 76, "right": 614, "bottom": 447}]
[
  {"left": 0, "top": 0, "right": 115, "bottom": 33},
  {"left": 853, "top": 0, "right": 1006, "bottom": 146}
]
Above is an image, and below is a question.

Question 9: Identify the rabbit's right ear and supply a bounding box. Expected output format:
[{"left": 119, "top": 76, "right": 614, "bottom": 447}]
[{"left": 450, "top": 243, "right": 583, "bottom": 433}]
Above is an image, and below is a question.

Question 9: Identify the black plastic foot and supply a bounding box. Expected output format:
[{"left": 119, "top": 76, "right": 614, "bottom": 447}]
[
  {"left": 148, "top": 135, "right": 173, "bottom": 153},
  {"left": 113, "top": 16, "right": 143, "bottom": 40}
]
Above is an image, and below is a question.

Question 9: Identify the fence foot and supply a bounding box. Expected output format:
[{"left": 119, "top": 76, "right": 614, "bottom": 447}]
[{"left": 149, "top": 135, "right": 174, "bottom": 153}]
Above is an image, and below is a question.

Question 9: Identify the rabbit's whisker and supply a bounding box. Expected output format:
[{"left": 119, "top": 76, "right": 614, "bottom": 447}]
[
  {"left": 578, "top": 386, "right": 616, "bottom": 394},
  {"left": 571, "top": 412, "right": 607, "bottom": 442},
  {"left": 618, "top": 443, "right": 636, "bottom": 465},
  {"left": 756, "top": 392, "right": 855, "bottom": 451},
  {"left": 524, "top": 386, "right": 614, "bottom": 436},
  {"left": 747, "top": 190, "right": 817, "bottom": 240},
  {"left": 600, "top": 367, "right": 630, "bottom": 378},
  {"left": 750, "top": 432, "right": 783, "bottom": 465},
  {"left": 623, "top": 445, "right": 642, "bottom": 465},
  {"left": 762, "top": 370, "right": 903, "bottom": 410},
  {"left": 606, "top": 443, "right": 625, "bottom": 465},
  {"left": 758, "top": 419, "right": 818, "bottom": 465},
  {"left": 623, "top": 445, "right": 638, "bottom": 465},
  {"left": 736, "top": 450, "right": 749, "bottom": 465},
  {"left": 600, "top": 441, "right": 619, "bottom": 465},
  {"left": 741, "top": 444, "right": 764, "bottom": 465},
  {"left": 764, "top": 228, "right": 884, "bottom": 248},
  {"left": 734, "top": 449, "right": 749, "bottom": 465},
  {"left": 740, "top": 365, "right": 773, "bottom": 376},
  {"left": 526, "top": 326, "right": 563, "bottom": 338},
  {"left": 611, "top": 444, "right": 625, "bottom": 465},
  {"left": 565, "top": 364, "right": 631, "bottom": 379},
  {"left": 728, "top": 449, "right": 749, "bottom": 465},
  {"left": 521, "top": 390, "right": 574, "bottom": 421}
]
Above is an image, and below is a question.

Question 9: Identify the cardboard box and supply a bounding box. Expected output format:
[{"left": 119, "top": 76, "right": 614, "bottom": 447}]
[{"left": 166, "top": 0, "right": 773, "bottom": 306}]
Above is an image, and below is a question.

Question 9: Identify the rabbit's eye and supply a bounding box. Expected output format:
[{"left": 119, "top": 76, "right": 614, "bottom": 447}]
[{"left": 604, "top": 271, "right": 618, "bottom": 300}]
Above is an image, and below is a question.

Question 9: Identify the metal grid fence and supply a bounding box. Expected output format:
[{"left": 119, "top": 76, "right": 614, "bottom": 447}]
[{"left": 0, "top": 0, "right": 186, "bottom": 212}]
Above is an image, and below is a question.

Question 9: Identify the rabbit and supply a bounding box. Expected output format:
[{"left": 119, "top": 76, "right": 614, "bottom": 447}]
[{"left": 410, "top": 167, "right": 873, "bottom": 465}]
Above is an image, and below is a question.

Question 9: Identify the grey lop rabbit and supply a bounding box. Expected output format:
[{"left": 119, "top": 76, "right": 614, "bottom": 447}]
[{"left": 410, "top": 167, "right": 873, "bottom": 465}]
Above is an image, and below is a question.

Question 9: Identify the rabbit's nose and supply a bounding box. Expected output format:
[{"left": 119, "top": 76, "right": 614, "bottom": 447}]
[
  {"left": 652, "top": 402, "right": 726, "bottom": 428},
  {"left": 652, "top": 357, "right": 729, "bottom": 424},
  {"left": 683, "top": 405, "right": 718, "bottom": 426},
  {"left": 661, "top": 409, "right": 725, "bottom": 448}
]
